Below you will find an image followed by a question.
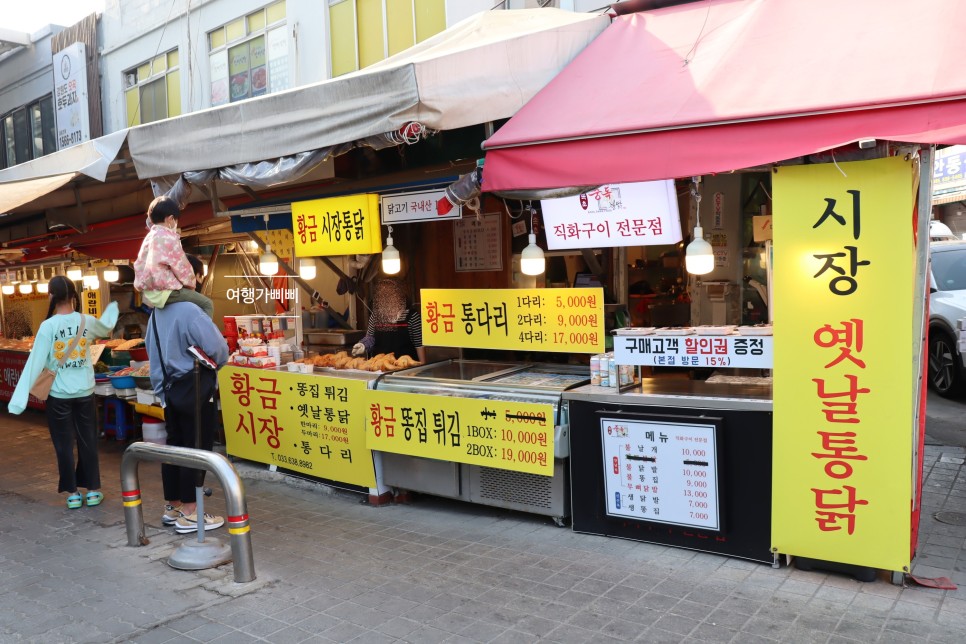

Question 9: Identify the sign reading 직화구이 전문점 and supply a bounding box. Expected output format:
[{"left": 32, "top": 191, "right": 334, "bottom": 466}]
[
  {"left": 771, "top": 156, "right": 916, "bottom": 572},
  {"left": 366, "top": 389, "right": 555, "bottom": 476},
  {"left": 219, "top": 367, "right": 376, "bottom": 487},
  {"left": 292, "top": 194, "right": 382, "bottom": 257},
  {"left": 421, "top": 288, "right": 605, "bottom": 353}
]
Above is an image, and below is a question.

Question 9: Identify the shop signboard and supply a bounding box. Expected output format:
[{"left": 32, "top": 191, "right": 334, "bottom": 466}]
[
  {"left": 613, "top": 334, "right": 771, "bottom": 369},
  {"left": 381, "top": 189, "right": 461, "bottom": 223},
  {"left": 601, "top": 416, "right": 721, "bottom": 531},
  {"left": 292, "top": 194, "right": 382, "bottom": 257},
  {"left": 772, "top": 156, "right": 915, "bottom": 572},
  {"left": 219, "top": 367, "right": 376, "bottom": 487},
  {"left": 421, "top": 288, "right": 605, "bottom": 353},
  {"left": 83, "top": 289, "right": 101, "bottom": 317},
  {"left": 539, "top": 181, "right": 681, "bottom": 250},
  {"left": 0, "top": 351, "right": 43, "bottom": 410},
  {"left": 366, "top": 389, "right": 555, "bottom": 476},
  {"left": 52, "top": 42, "right": 90, "bottom": 150},
  {"left": 933, "top": 145, "right": 966, "bottom": 197}
]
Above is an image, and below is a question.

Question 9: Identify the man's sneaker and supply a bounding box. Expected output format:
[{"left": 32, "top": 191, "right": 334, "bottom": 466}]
[
  {"left": 174, "top": 512, "right": 225, "bottom": 534},
  {"left": 162, "top": 504, "right": 183, "bottom": 525}
]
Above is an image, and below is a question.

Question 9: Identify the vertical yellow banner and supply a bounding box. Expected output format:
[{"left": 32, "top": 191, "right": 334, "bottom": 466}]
[
  {"left": 772, "top": 156, "right": 915, "bottom": 571},
  {"left": 84, "top": 289, "right": 101, "bottom": 317}
]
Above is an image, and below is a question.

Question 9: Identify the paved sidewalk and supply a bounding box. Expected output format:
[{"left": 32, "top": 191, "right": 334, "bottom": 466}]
[{"left": 0, "top": 410, "right": 965, "bottom": 643}]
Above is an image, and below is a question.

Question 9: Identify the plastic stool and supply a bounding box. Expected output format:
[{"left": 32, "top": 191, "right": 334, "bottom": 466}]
[{"left": 103, "top": 398, "right": 134, "bottom": 441}]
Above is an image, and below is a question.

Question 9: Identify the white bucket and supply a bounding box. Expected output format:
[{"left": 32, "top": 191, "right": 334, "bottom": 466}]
[{"left": 142, "top": 419, "right": 167, "bottom": 445}]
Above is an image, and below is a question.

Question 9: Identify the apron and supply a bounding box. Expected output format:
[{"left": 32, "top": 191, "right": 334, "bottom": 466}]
[{"left": 372, "top": 319, "right": 418, "bottom": 361}]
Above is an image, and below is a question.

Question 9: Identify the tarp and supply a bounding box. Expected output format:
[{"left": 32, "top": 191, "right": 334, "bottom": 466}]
[
  {"left": 127, "top": 8, "right": 609, "bottom": 179},
  {"left": 0, "top": 172, "right": 77, "bottom": 215},
  {"left": 482, "top": 0, "right": 966, "bottom": 191}
]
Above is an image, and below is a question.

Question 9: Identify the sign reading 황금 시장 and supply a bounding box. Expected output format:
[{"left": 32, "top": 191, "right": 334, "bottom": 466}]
[
  {"left": 602, "top": 417, "right": 721, "bottom": 530},
  {"left": 772, "top": 156, "right": 915, "bottom": 572},
  {"left": 540, "top": 181, "right": 682, "bottom": 250},
  {"left": 219, "top": 367, "right": 376, "bottom": 487},
  {"left": 421, "top": 288, "right": 605, "bottom": 353},
  {"left": 292, "top": 194, "right": 382, "bottom": 257},
  {"left": 613, "top": 334, "right": 772, "bottom": 369},
  {"left": 53, "top": 42, "right": 90, "bottom": 150},
  {"left": 366, "top": 389, "right": 555, "bottom": 476},
  {"left": 381, "top": 189, "right": 462, "bottom": 224}
]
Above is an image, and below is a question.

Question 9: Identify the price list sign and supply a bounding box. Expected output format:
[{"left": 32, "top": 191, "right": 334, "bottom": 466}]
[
  {"left": 366, "top": 390, "right": 555, "bottom": 476},
  {"left": 601, "top": 417, "right": 721, "bottom": 531},
  {"left": 219, "top": 367, "right": 376, "bottom": 487},
  {"left": 421, "top": 288, "right": 605, "bottom": 353},
  {"left": 614, "top": 335, "right": 772, "bottom": 369}
]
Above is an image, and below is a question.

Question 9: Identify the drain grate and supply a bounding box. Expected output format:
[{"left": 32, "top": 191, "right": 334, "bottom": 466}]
[{"left": 934, "top": 511, "right": 966, "bottom": 526}]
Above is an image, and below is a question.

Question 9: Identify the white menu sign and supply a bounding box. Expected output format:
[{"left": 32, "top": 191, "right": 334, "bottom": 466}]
[
  {"left": 613, "top": 334, "right": 773, "bottom": 369},
  {"left": 382, "top": 188, "right": 462, "bottom": 224},
  {"left": 540, "top": 181, "right": 682, "bottom": 250},
  {"left": 53, "top": 42, "right": 90, "bottom": 150},
  {"left": 602, "top": 417, "right": 720, "bottom": 530}
]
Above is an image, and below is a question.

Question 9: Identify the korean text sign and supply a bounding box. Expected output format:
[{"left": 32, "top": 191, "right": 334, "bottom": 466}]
[
  {"left": 539, "top": 181, "right": 682, "bottom": 250},
  {"left": 366, "top": 390, "right": 555, "bottom": 476},
  {"left": 771, "top": 157, "right": 915, "bottom": 571},
  {"left": 219, "top": 367, "right": 376, "bottom": 487},
  {"left": 614, "top": 334, "right": 771, "bottom": 369},
  {"left": 292, "top": 194, "right": 382, "bottom": 257},
  {"left": 421, "top": 288, "right": 605, "bottom": 353}
]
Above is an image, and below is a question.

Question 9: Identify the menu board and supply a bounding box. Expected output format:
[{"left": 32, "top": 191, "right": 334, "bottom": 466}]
[
  {"left": 421, "top": 288, "right": 605, "bottom": 353},
  {"left": 367, "top": 389, "right": 554, "bottom": 476},
  {"left": 219, "top": 367, "right": 376, "bottom": 487},
  {"left": 602, "top": 417, "right": 721, "bottom": 531},
  {"left": 454, "top": 213, "right": 502, "bottom": 271}
]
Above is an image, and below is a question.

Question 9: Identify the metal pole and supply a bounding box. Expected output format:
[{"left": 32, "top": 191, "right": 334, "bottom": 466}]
[
  {"left": 120, "top": 442, "right": 256, "bottom": 583},
  {"left": 193, "top": 358, "right": 206, "bottom": 543}
]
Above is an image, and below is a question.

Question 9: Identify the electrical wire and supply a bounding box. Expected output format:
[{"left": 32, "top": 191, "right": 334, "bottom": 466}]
[{"left": 682, "top": 0, "right": 712, "bottom": 66}]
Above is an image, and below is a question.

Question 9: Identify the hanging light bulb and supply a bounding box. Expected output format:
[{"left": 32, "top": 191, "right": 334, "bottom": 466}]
[
  {"left": 103, "top": 263, "right": 119, "bottom": 283},
  {"left": 36, "top": 266, "right": 49, "bottom": 294},
  {"left": 83, "top": 265, "right": 99, "bottom": 289},
  {"left": 520, "top": 206, "right": 545, "bottom": 276},
  {"left": 259, "top": 244, "right": 278, "bottom": 275},
  {"left": 17, "top": 270, "right": 32, "bottom": 294},
  {"left": 67, "top": 260, "right": 83, "bottom": 281},
  {"left": 382, "top": 226, "right": 400, "bottom": 275},
  {"left": 202, "top": 260, "right": 208, "bottom": 276},
  {"left": 685, "top": 178, "right": 714, "bottom": 275},
  {"left": 299, "top": 257, "right": 317, "bottom": 280},
  {"left": 1, "top": 269, "right": 13, "bottom": 296}
]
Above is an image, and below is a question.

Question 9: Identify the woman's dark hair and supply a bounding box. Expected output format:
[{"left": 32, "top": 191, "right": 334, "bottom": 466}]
[
  {"left": 45, "top": 275, "right": 79, "bottom": 320},
  {"left": 147, "top": 195, "right": 180, "bottom": 224}
]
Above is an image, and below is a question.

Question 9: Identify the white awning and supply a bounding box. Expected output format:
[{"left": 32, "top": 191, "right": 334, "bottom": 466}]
[
  {"left": 126, "top": 8, "right": 609, "bottom": 179},
  {"left": 0, "top": 172, "right": 77, "bottom": 215},
  {"left": 0, "top": 129, "right": 128, "bottom": 184}
]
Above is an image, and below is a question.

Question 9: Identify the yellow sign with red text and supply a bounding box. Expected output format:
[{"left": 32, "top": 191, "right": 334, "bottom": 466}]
[
  {"left": 772, "top": 157, "right": 915, "bottom": 571},
  {"left": 421, "top": 288, "right": 605, "bottom": 353},
  {"left": 219, "top": 367, "right": 376, "bottom": 487},
  {"left": 292, "top": 193, "right": 382, "bottom": 257},
  {"left": 366, "top": 389, "right": 555, "bottom": 476}
]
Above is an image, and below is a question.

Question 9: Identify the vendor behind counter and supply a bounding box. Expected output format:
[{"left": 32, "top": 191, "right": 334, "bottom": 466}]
[{"left": 352, "top": 277, "right": 426, "bottom": 363}]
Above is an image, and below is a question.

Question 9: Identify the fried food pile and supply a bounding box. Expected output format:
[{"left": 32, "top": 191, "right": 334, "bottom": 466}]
[{"left": 297, "top": 351, "right": 420, "bottom": 372}]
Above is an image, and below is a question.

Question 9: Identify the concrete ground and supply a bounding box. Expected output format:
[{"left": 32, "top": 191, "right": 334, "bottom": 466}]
[{"left": 0, "top": 406, "right": 964, "bottom": 644}]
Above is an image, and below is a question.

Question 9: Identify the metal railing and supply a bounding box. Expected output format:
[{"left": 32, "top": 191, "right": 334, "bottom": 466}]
[{"left": 120, "top": 442, "right": 255, "bottom": 583}]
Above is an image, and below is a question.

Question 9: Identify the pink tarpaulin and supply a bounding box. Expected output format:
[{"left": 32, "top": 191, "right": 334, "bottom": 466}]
[{"left": 482, "top": 0, "right": 966, "bottom": 191}]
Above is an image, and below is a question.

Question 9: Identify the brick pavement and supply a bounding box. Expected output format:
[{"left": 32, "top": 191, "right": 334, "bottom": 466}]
[{"left": 0, "top": 410, "right": 964, "bottom": 643}]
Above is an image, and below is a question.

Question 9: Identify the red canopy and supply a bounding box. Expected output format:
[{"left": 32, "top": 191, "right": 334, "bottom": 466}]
[{"left": 482, "top": 0, "right": 966, "bottom": 191}]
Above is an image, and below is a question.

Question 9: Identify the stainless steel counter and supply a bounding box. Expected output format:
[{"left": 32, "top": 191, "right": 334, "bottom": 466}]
[{"left": 563, "top": 377, "right": 772, "bottom": 411}]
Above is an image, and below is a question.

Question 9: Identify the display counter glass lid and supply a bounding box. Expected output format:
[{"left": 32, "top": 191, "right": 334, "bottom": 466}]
[{"left": 390, "top": 359, "right": 523, "bottom": 382}]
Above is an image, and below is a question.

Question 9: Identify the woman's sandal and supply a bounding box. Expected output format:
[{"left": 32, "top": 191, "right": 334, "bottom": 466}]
[
  {"left": 66, "top": 493, "right": 83, "bottom": 509},
  {"left": 85, "top": 491, "right": 104, "bottom": 507}
]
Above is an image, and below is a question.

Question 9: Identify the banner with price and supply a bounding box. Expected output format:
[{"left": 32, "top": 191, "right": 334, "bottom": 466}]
[
  {"left": 420, "top": 288, "right": 605, "bottom": 353},
  {"left": 366, "top": 389, "right": 555, "bottom": 476},
  {"left": 219, "top": 367, "right": 376, "bottom": 487}
]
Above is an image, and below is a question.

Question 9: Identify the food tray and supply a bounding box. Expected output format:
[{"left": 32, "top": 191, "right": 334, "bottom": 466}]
[
  {"left": 696, "top": 326, "right": 737, "bottom": 336},
  {"left": 108, "top": 374, "right": 136, "bottom": 389},
  {"left": 736, "top": 325, "right": 773, "bottom": 336},
  {"left": 656, "top": 327, "right": 695, "bottom": 336},
  {"left": 613, "top": 327, "right": 657, "bottom": 336},
  {"left": 305, "top": 330, "right": 364, "bottom": 346}
]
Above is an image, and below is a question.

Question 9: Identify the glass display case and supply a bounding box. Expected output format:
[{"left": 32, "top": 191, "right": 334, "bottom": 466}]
[{"left": 373, "top": 360, "right": 589, "bottom": 525}]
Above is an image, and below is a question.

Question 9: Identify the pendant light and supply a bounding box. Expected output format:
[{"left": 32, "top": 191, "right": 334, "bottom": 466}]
[
  {"left": 685, "top": 177, "right": 714, "bottom": 275},
  {"left": 382, "top": 226, "right": 401, "bottom": 275},
  {"left": 36, "top": 266, "right": 49, "bottom": 294},
  {"left": 83, "top": 264, "right": 99, "bottom": 290},
  {"left": 66, "top": 259, "right": 83, "bottom": 281},
  {"left": 520, "top": 205, "right": 545, "bottom": 276},
  {"left": 202, "top": 260, "right": 208, "bottom": 276},
  {"left": 299, "top": 257, "right": 317, "bottom": 280},
  {"left": 17, "top": 270, "right": 32, "bottom": 295},
  {"left": 258, "top": 214, "right": 278, "bottom": 276},
  {"left": 102, "top": 262, "right": 119, "bottom": 283},
  {"left": 1, "top": 269, "right": 13, "bottom": 296}
]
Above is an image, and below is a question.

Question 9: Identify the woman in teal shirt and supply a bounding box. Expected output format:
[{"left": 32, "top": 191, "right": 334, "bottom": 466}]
[{"left": 9, "top": 275, "right": 118, "bottom": 509}]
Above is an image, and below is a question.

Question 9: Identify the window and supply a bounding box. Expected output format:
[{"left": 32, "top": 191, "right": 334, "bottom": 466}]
[
  {"left": 1, "top": 96, "right": 56, "bottom": 169},
  {"left": 207, "top": 1, "right": 288, "bottom": 107},
  {"left": 328, "top": 0, "right": 446, "bottom": 77},
  {"left": 124, "top": 50, "right": 181, "bottom": 126}
]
